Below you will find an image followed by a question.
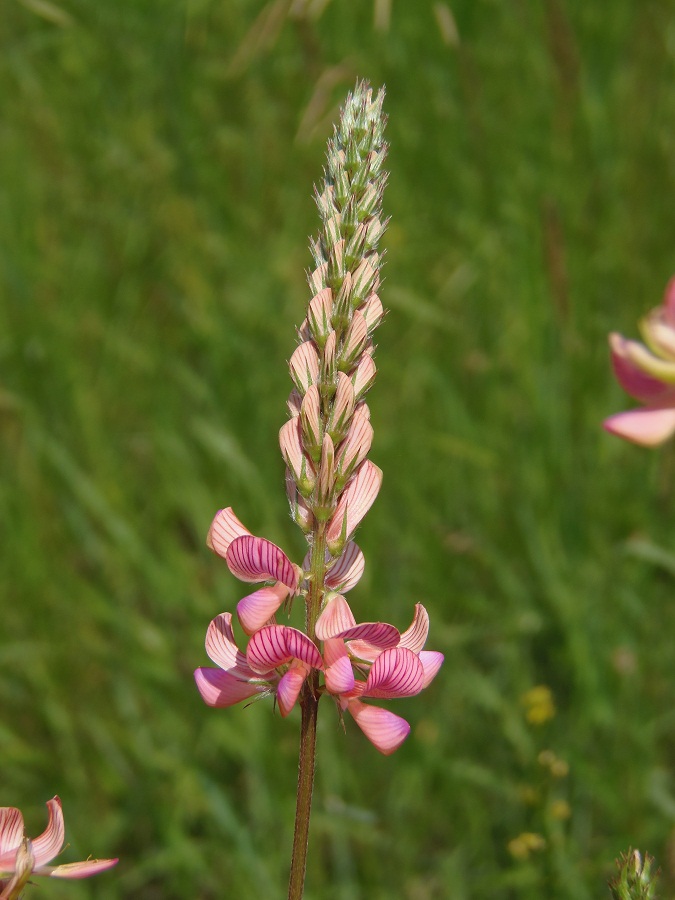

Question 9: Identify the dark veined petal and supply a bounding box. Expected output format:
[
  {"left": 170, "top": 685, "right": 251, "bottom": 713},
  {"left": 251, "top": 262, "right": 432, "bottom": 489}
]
[
  {"left": 398, "top": 603, "right": 430, "bottom": 654},
  {"left": 237, "top": 583, "right": 290, "bottom": 636},
  {"left": 326, "top": 460, "right": 382, "bottom": 555},
  {"left": 204, "top": 613, "right": 256, "bottom": 677},
  {"left": 339, "top": 622, "right": 399, "bottom": 646},
  {"left": 325, "top": 542, "right": 365, "bottom": 592},
  {"left": 207, "top": 508, "right": 251, "bottom": 559},
  {"left": 0, "top": 806, "right": 24, "bottom": 858},
  {"left": 226, "top": 535, "right": 299, "bottom": 591},
  {"left": 246, "top": 626, "right": 323, "bottom": 675},
  {"left": 346, "top": 699, "right": 410, "bottom": 755},
  {"left": 194, "top": 667, "right": 268, "bottom": 708},
  {"left": 363, "top": 647, "right": 424, "bottom": 698},
  {"left": 29, "top": 797, "right": 64, "bottom": 868}
]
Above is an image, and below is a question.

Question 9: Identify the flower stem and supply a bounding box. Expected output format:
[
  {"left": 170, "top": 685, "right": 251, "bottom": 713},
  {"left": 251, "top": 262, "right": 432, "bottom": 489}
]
[{"left": 287, "top": 526, "right": 327, "bottom": 900}]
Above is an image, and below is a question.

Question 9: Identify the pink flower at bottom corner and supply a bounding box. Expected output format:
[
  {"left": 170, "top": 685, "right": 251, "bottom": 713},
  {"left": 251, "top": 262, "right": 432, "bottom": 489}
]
[{"left": 0, "top": 796, "right": 117, "bottom": 898}]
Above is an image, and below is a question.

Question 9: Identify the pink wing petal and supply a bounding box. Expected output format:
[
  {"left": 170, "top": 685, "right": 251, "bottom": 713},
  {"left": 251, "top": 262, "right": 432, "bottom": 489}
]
[
  {"left": 326, "top": 460, "right": 383, "bottom": 554},
  {"left": 30, "top": 797, "right": 64, "bottom": 868},
  {"left": 0, "top": 807, "right": 24, "bottom": 856},
  {"left": 364, "top": 647, "right": 424, "bottom": 698},
  {"left": 315, "top": 595, "right": 356, "bottom": 640},
  {"left": 326, "top": 542, "right": 365, "bottom": 592},
  {"left": 419, "top": 651, "right": 444, "bottom": 688},
  {"left": 346, "top": 699, "right": 410, "bottom": 755},
  {"left": 344, "top": 639, "right": 380, "bottom": 663},
  {"left": 204, "top": 613, "right": 253, "bottom": 676},
  {"left": 398, "top": 603, "right": 430, "bottom": 654},
  {"left": 603, "top": 407, "right": 675, "bottom": 446},
  {"left": 323, "top": 638, "right": 356, "bottom": 694},
  {"left": 207, "top": 508, "right": 251, "bottom": 558},
  {"left": 246, "top": 626, "right": 323, "bottom": 674},
  {"left": 226, "top": 535, "right": 299, "bottom": 591},
  {"left": 194, "top": 667, "right": 267, "bottom": 707},
  {"left": 340, "top": 622, "right": 400, "bottom": 645},
  {"left": 38, "top": 858, "right": 119, "bottom": 879},
  {"left": 237, "top": 583, "right": 290, "bottom": 635},
  {"left": 276, "top": 665, "right": 308, "bottom": 717}
]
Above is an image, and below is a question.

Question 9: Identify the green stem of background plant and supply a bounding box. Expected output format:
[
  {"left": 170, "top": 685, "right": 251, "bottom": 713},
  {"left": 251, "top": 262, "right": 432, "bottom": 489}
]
[{"left": 287, "top": 525, "right": 327, "bottom": 900}]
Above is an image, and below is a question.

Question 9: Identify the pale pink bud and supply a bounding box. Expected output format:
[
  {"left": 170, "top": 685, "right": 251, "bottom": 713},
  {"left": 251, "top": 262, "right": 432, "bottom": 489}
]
[
  {"left": 351, "top": 255, "right": 379, "bottom": 303},
  {"left": 360, "top": 292, "right": 384, "bottom": 333},
  {"left": 326, "top": 239, "right": 346, "bottom": 290},
  {"left": 297, "top": 318, "right": 312, "bottom": 342},
  {"left": 279, "top": 416, "right": 316, "bottom": 496},
  {"left": 286, "top": 470, "right": 315, "bottom": 533},
  {"left": 352, "top": 354, "right": 377, "bottom": 398},
  {"left": 289, "top": 341, "right": 320, "bottom": 395},
  {"left": 339, "top": 310, "right": 368, "bottom": 370},
  {"left": 326, "top": 459, "right": 382, "bottom": 555},
  {"left": 321, "top": 330, "right": 337, "bottom": 389},
  {"left": 307, "top": 287, "right": 333, "bottom": 347},
  {"left": 287, "top": 389, "right": 303, "bottom": 417},
  {"left": 327, "top": 372, "right": 355, "bottom": 443},
  {"left": 324, "top": 213, "right": 342, "bottom": 249},
  {"left": 363, "top": 215, "right": 388, "bottom": 252},
  {"left": 300, "top": 383, "right": 323, "bottom": 461},
  {"left": 334, "top": 405, "right": 373, "bottom": 489},
  {"left": 308, "top": 261, "right": 327, "bottom": 296},
  {"left": 331, "top": 271, "right": 353, "bottom": 329},
  {"left": 315, "top": 433, "right": 336, "bottom": 517}
]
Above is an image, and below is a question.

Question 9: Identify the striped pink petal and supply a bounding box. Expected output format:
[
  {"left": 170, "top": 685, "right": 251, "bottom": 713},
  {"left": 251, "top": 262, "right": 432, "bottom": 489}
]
[
  {"left": 207, "top": 508, "right": 251, "bottom": 559},
  {"left": 315, "top": 594, "right": 356, "bottom": 640},
  {"left": 276, "top": 665, "right": 309, "bottom": 717},
  {"left": 352, "top": 353, "right": 376, "bottom": 398},
  {"left": 346, "top": 699, "right": 410, "bottom": 755},
  {"left": 40, "top": 858, "right": 119, "bottom": 879},
  {"left": 237, "top": 583, "right": 290, "bottom": 635},
  {"left": 603, "top": 407, "right": 675, "bottom": 446},
  {"left": 364, "top": 647, "right": 424, "bottom": 698},
  {"left": 0, "top": 807, "right": 24, "bottom": 856},
  {"left": 419, "top": 651, "right": 445, "bottom": 688},
  {"left": 29, "top": 797, "right": 64, "bottom": 868},
  {"left": 246, "top": 626, "right": 323, "bottom": 675},
  {"left": 398, "top": 603, "right": 430, "bottom": 654},
  {"left": 326, "top": 542, "right": 365, "bottom": 592},
  {"left": 323, "top": 638, "right": 356, "bottom": 694},
  {"left": 326, "top": 460, "right": 383, "bottom": 555},
  {"left": 341, "top": 622, "right": 399, "bottom": 646},
  {"left": 289, "top": 340, "right": 320, "bottom": 394},
  {"left": 204, "top": 613, "right": 256, "bottom": 677},
  {"left": 194, "top": 667, "right": 267, "bottom": 707},
  {"left": 226, "top": 535, "right": 300, "bottom": 591}
]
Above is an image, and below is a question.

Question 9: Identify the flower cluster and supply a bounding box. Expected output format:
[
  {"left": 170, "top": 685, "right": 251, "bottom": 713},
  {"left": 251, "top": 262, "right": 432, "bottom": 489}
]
[
  {"left": 604, "top": 276, "right": 675, "bottom": 446},
  {"left": 195, "top": 509, "right": 443, "bottom": 754},
  {"left": 0, "top": 797, "right": 117, "bottom": 899},
  {"left": 194, "top": 82, "right": 442, "bottom": 755}
]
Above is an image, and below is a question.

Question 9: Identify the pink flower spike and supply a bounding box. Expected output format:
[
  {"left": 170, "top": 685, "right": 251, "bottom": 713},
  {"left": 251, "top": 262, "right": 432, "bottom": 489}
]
[
  {"left": 207, "top": 507, "right": 251, "bottom": 559},
  {"left": 237, "top": 583, "right": 290, "bottom": 635},
  {"left": 364, "top": 647, "right": 425, "bottom": 698},
  {"left": 194, "top": 667, "right": 267, "bottom": 707},
  {"left": 346, "top": 699, "right": 410, "bottom": 755},
  {"left": 246, "top": 625, "right": 323, "bottom": 675},
  {"left": 326, "top": 460, "right": 383, "bottom": 555},
  {"left": 603, "top": 407, "right": 675, "bottom": 447},
  {"left": 0, "top": 798, "right": 117, "bottom": 884},
  {"left": 226, "top": 535, "right": 300, "bottom": 591},
  {"left": 419, "top": 651, "right": 445, "bottom": 689},
  {"left": 276, "top": 665, "right": 309, "bottom": 717}
]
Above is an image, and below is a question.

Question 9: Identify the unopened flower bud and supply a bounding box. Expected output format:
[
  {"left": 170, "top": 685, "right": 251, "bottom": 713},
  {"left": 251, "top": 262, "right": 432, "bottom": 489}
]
[
  {"left": 320, "top": 331, "right": 337, "bottom": 395},
  {"left": 314, "top": 433, "right": 336, "bottom": 518},
  {"left": 352, "top": 354, "right": 377, "bottom": 398},
  {"left": 326, "top": 239, "right": 346, "bottom": 292},
  {"left": 351, "top": 255, "right": 379, "bottom": 304},
  {"left": 280, "top": 417, "right": 316, "bottom": 497},
  {"left": 339, "top": 310, "right": 368, "bottom": 371},
  {"left": 331, "top": 272, "right": 353, "bottom": 331},
  {"left": 307, "top": 288, "right": 333, "bottom": 348},
  {"left": 308, "top": 261, "right": 327, "bottom": 296},
  {"left": 289, "top": 341, "right": 320, "bottom": 395},
  {"left": 327, "top": 372, "right": 355, "bottom": 443},
  {"left": 360, "top": 293, "right": 384, "bottom": 332},
  {"left": 301, "top": 384, "right": 323, "bottom": 462},
  {"left": 286, "top": 470, "right": 315, "bottom": 534},
  {"left": 324, "top": 213, "right": 342, "bottom": 250},
  {"left": 287, "top": 389, "right": 303, "bottom": 417},
  {"left": 334, "top": 405, "right": 373, "bottom": 490}
]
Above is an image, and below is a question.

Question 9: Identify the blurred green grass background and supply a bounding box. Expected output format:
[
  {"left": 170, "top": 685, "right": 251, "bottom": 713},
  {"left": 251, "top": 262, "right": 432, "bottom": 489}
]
[{"left": 3, "top": 1, "right": 675, "bottom": 897}]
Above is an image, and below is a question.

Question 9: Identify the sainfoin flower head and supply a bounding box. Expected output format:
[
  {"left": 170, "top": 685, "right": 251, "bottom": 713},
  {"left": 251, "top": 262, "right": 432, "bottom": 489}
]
[
  {"left": 0, "top": 796, "right": 117, "bottom": 898},
  {"left": 604, "top": 276, "right": 675, "bottom": 446}
]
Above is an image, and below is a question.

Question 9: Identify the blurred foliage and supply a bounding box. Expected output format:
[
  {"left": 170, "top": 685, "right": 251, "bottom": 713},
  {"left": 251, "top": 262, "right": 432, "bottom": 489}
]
[{"left": 2, "top": 0, "right": 675, "bottom": 897}]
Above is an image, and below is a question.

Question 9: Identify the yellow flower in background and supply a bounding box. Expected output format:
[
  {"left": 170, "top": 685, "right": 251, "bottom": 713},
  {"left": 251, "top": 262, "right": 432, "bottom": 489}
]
[
  {"left": 521, "top": 685, "right": 556, "bottom": 724},
  {"left": 507, "top": 832, "right": 546, "bottom": 861}
]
